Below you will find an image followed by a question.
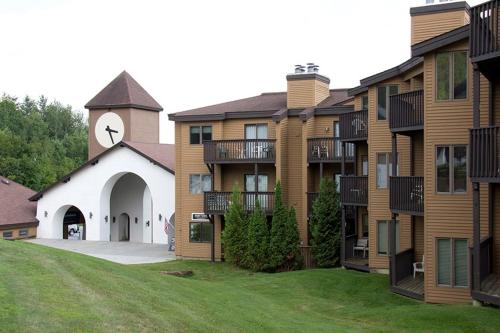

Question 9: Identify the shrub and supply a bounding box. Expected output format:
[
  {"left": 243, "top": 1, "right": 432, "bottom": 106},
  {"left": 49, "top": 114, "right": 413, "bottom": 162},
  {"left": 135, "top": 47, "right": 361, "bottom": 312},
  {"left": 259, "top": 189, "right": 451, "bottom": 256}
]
[
  {"left": 246, "top": 200, "right": 270, "bottom": 271},
  {"left": 222, "top": 186, "right": 248, "bottom": 267}
]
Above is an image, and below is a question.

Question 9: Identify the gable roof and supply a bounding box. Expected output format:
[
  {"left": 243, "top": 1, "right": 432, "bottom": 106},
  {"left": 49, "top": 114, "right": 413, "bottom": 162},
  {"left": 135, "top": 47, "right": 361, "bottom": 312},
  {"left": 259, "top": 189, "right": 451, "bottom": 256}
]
[
  {"left": 168, "top": 89, "right": 352, "bottom": 122},
  {"left": 29, "top": 141, "right": 175, "bottom": 201},
  {"left": 412, "top": 24, "right": 469, "bottom": 57},
  {"left": 85, "top": 71, "right": 163, "bottom": 112},
  {"left": 0, "top": 176, "right": 38, "bottom": 228}
]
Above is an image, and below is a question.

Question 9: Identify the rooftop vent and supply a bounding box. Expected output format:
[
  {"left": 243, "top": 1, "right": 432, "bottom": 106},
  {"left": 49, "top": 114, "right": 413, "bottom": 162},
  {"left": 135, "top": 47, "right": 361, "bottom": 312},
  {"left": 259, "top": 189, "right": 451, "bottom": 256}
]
[
  {"left": 294, "top": 64, "right": 305, "bottom": 74},
  {"left": 306, "top": 63, "right": 319, "bottom": 73},
  {"left": 1, "top": 179, "right": 10, "bottom": 185}
]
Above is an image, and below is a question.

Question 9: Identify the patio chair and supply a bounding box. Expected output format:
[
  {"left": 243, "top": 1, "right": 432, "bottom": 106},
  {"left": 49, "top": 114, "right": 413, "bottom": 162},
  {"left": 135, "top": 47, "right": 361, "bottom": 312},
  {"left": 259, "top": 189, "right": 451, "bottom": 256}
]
[
  {"left": 311, "top": 145, "right": 320, "bottom": 159},
  {"left": 413, "top": 255, "right": 424, "bottom": 278},
  {"left": 353, "top": 238, "right": 369, "bottom": 258},
  {"left": 320, "top": 145, "right": 329, "bottom": 159}
]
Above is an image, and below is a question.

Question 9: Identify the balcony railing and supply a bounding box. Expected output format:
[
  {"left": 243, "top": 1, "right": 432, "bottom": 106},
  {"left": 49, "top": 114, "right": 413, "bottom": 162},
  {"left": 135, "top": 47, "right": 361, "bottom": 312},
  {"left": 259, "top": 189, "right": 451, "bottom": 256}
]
[
  {"left": 307, "top": 137, "right": 355, "bottom": 163},
  {"left": 470, "top": 127, "right": 500, "bottom": 180},
  {"left": 390, "top": 176, "right": 424, "bottom": 215},
  {"left": 389, "top": 90, "right": 424, "bottom": 132},
  {"left": 470, "top": 0, "right": 500, "bottom": 61},
  {"left": 204, "top": 191, "right": 275, "bottom": 215},
  {"left": 203, "top": 139, "right": 276, "bottom": 164},
  {"left": 339, "top": 110, "right": 368, "bottom": 142},
  {"left": 340, "top": 176, "right": 368, "bottom": 206},
  {"left": 307, "top": 192, "right": 319, "bottom": 216}
]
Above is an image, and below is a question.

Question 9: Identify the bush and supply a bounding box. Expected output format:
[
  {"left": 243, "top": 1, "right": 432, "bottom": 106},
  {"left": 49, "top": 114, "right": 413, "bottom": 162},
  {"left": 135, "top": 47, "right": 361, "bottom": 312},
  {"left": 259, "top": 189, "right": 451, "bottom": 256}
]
[
  {"left": 222, "top": 186, "right": 248, "bottom": 267},
  {"left": 310, "top": 177, "right": 341, "bottom": 268}
]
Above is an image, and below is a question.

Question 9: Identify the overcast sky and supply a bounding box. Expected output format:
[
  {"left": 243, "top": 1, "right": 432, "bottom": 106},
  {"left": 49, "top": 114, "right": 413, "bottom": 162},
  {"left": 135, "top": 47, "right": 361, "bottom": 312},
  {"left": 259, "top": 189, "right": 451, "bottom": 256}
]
[{"left": 0, "top": 0, "right": 483, "bottom": 144}]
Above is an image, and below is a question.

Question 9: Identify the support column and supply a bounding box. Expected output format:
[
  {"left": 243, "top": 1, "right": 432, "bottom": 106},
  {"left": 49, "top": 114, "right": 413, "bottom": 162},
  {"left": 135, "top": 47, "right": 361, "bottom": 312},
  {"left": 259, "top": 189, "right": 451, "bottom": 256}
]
[
  {"left": 254, "top": 163, "right": 259, "bottom": 203},
  {"left": 211, "top": 163, "right": 215, "bottom": 263},
  {"left": 473, "top": 64, "right": 481, "bottom": 129},
  {"left": 319, "top": 162, "right": 323, "bottom": 180},
  {"left": 341, "top": 142, "right": 346, "bottom": 176},
  {"left": 390, "top": 133, "right": 398, "bottom": 286},
  {"left": 473, "top": 182, "right": 481, "bottom": 291},
  {"left": 341, "top": 204, "right": 346, "bottom": 265}
]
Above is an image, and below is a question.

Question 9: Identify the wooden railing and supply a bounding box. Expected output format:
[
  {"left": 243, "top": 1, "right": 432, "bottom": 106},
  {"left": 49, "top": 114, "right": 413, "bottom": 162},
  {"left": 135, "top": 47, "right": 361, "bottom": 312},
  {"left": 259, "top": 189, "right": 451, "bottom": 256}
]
[
  {"left": 480, "top": 236, "right": 494, "bottom": 282},
  {"left": 339, "top": 110, "right": 368, "bottom": 141},
  {"left": 307, "top": 137, "right": 354, "bottom": 163},
  {"left": 307, "top": 192, "right": 319, "bottom": 216},
  {"left": 340, "top": 176, "right": 368, "bottom": 206},
  {"left": 470, "top": 0, "right": 500, "bottom": 60},
  {"left": 203, "top": 139, "right": 276, "bottom": 163},
  {"left": 389, "top": 90, "right": 424, "bottom": 131},
  {"left": 470, "top": 127, "right": 500, "bottom": 179},
  {"left": 390, "top": 176, "right": 424, "bottom": 215},
  {"left": 204, "top": 191, "right": 275, "bottom": 215},
  {"left": 394, "top": 248, "right": 415, "bottom": 284}
]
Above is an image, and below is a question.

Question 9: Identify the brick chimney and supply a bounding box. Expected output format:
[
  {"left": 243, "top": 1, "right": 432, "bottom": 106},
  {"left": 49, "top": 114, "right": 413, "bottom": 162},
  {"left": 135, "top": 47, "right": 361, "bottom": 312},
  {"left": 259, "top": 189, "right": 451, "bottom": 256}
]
[
  {"left": 410, "top": 1, "right": 470, "bottom": 45},
  {"left": 286, "top": 63, "right": 330, "bottom": 108}
]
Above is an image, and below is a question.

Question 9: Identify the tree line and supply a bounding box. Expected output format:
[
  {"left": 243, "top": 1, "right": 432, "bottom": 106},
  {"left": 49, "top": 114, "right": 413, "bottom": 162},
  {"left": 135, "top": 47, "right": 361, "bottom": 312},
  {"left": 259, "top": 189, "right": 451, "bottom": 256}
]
[{"left": 0, "top": 95, "right": 88, "bottom": 191}]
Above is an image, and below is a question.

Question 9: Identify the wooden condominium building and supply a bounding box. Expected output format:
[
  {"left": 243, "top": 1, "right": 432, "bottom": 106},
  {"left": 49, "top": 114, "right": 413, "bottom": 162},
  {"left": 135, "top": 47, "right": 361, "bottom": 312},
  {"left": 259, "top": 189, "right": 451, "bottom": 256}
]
[{"left": 170, "top": 0, "right": 500, "bottom": 305}]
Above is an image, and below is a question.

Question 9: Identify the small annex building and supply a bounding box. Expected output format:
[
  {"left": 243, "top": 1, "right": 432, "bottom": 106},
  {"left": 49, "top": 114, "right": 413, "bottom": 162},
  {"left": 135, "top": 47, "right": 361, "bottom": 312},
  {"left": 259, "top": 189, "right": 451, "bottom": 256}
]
[
  {"left": 30, "top": 71, "right": 175, "bottom": 244},
  {"left": 0, "top": 176, "right": 38, "bottom": 240}
]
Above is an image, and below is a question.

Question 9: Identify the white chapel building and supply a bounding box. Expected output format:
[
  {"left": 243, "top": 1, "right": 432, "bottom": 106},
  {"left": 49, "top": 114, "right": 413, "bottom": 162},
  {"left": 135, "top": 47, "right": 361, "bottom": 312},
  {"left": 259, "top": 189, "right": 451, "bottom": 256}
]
[{"left": 31, "top": 71, "right": 175, "bottom": 244}]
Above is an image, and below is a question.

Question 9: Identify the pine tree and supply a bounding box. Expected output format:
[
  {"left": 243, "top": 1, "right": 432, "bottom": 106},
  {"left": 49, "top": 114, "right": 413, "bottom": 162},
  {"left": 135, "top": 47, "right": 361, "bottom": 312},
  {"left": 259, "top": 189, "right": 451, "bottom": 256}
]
[
  {"left": 310, "top": 177, "right": 341, "bottom": 268},
  {"left": 269, "top": 181, "right": 288, "bottom": 270},
  {"left": 222, "top": 186, "right": 248, "bottom": 267},
  {"left": 246, "top": 200, "right": 270, "bottom": 271}
]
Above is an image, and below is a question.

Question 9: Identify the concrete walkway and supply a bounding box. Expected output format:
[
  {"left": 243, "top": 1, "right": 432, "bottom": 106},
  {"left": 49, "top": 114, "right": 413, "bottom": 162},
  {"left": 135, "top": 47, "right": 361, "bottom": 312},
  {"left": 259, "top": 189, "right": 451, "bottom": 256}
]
[{"left": 25, "top": 239, "right": 176, "bottom": 264}]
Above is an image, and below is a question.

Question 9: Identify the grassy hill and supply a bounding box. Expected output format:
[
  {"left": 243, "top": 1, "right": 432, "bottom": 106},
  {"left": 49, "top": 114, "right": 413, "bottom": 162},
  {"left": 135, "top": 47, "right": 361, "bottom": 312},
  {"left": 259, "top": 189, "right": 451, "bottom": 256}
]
[{"left": 0, "top": 240, "right": 499, "bottom": 332}]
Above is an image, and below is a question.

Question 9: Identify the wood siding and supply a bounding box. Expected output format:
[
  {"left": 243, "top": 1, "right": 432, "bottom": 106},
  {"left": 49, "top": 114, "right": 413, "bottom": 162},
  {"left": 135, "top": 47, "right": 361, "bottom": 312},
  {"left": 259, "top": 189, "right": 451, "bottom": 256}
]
[
  {"left": 287, "top": 79, "right": 329, "bottom": 108},
  {"left": 411, "top": 9, "right": 469, "bottom": 45}
]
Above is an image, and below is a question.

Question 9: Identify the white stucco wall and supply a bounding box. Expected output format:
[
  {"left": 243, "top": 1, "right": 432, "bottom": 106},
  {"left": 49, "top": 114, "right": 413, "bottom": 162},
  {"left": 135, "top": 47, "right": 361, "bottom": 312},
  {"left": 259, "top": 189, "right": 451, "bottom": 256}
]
[{"left": 35, "top": 146, "right": 175, "bottom": 244}]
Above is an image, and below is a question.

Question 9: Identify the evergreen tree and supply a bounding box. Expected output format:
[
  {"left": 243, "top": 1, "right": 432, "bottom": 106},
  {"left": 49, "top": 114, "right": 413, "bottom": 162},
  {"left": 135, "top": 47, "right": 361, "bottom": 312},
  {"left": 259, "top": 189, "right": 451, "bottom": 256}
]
[
  {"left": 221, "top": 186, "right": 248, "bottom": 267},
  {"left": 246, "top": 200, "right": 270, "bottom": 271},
  {"left": 284, "top": 206, "right": 302, "bottom": 270},
  {"left": 269, "top": 181, "right": 288, "bottom": 269},
  {"left": 310, "top": 177, "right": 341, "bottom": 268}
]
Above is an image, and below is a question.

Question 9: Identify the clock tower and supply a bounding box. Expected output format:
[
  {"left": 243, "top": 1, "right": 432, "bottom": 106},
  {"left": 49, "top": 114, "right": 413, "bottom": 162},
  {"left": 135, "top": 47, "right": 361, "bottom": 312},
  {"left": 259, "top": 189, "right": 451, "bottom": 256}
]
[{"left": 85, "top": 71, "right": 163, "bottom": 160}]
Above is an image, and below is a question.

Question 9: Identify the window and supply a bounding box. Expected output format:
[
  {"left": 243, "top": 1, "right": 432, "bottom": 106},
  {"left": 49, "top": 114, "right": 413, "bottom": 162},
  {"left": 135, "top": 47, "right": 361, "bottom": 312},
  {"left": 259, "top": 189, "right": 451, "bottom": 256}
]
[
  {"left": 377, "top": 221, "right": 400, "bottom": 255},
  {"left": 377, "top": 85, "right": 399, "bottom": 120},
  {"left": 436, "top": 145, "right": 467, "bottom": 194},
  {"left": 19, "top": 229, "right": 28, "bottom": 237},
  {"left": 244, "top": 174, "right": 268, "bottom": 192},
  {"left": 362, "top": 155, "right": 368, "bottom": 176},
  {"left": 189, "top": 174, "right": 212, "bottom": 194},
  {"left": 245, "top": 124, "right": 268, "bottom": 139},
  {"left": 376, "top": 153, "right": 399, "bottom": 188},
  {"left": 2, "top": 231, "right": 13, "bottom": 239},
  {"left": 437, "top": 238, "right": 468, "bottom": 287},
  {"left": 362, "top": 214, "right": 369, "bottom": 237},
  {"left": 190, "top": 126, "right": 212, "bottom": 144},
  {"left": 436, "top": 51, "right": 467, "bottom": 100},
  {"left": 189, "top": 222, "right": 213, "bottom": 243},
  {"left": 361, "top": 95, "right": 369, "bottom": 110}
]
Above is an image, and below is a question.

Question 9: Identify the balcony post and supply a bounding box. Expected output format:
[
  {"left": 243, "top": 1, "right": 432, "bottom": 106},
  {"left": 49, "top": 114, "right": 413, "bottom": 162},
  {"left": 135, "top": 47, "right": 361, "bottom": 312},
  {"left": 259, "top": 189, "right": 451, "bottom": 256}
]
[
  {"left": 320, "top": 162, "right": 323, "bottom": 179},
  {"left": 341, "top": 142, "right": 346, "bottom": 176},
  {"left": 389, "top": 217, "right": 397, "bottom": 286},
  {"left": 254, "top": 163, "right": 259, "bottom": 203},
  {"left": 473, "top": 182, "right": 481, "bottom": 291},
  {"left": 210, "top": 163, "right": 215, "bottom": 263},
  {"left": 473, "top": 64, "right": 480, "bottom": 129},
  {"left": 341, "top": 204, "right": 346, "bottom": 265}
]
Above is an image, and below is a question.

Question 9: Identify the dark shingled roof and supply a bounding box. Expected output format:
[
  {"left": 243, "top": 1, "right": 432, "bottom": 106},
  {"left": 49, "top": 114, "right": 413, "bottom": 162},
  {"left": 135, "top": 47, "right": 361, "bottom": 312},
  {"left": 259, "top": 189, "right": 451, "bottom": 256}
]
[
  {"left": 168, "top": 89, "right": 352, "bottom": 121},
  {"left": 30, "top": 141, "right": 175, "bottom": 201},
  {"left": 0, "top": 176, "right": 38, "bottom": 228},
  {"left": 85, "top": 71, "right": 163, "bottom": 112}
]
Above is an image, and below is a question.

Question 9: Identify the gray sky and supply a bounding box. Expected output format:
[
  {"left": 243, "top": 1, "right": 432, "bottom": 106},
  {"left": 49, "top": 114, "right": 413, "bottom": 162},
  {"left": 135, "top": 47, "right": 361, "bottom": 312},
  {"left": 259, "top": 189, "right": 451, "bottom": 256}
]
[{"left": 0, "top": 0, "right": 483, "bottom": 144}]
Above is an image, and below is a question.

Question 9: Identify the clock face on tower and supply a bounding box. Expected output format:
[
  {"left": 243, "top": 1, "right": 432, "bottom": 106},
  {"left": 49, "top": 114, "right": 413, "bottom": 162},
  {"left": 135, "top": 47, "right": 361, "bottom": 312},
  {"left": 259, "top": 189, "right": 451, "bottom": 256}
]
[{"left": 95, "top": 112, "right": 125, "bottom": 148}]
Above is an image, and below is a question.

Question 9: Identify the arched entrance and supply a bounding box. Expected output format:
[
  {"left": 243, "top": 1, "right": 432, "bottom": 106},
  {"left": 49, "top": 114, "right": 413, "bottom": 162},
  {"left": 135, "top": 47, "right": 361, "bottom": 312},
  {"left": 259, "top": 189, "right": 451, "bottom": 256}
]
[
  {"left": 62, "top": 206, "right": 86, "bottom": 240},
  {"left": 108, "top": 173, "right": 153, "bottom": 243}
]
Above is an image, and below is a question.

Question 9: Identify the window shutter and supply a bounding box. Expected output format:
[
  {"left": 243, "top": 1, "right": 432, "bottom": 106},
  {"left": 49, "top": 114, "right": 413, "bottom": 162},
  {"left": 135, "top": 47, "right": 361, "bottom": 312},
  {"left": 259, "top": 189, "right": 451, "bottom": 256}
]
[
  {"left": 438, "top": 239, "right": 451, "bottom": 285},
  {"left": 454, "top": 239, "right": 468, "bottom": 287}
]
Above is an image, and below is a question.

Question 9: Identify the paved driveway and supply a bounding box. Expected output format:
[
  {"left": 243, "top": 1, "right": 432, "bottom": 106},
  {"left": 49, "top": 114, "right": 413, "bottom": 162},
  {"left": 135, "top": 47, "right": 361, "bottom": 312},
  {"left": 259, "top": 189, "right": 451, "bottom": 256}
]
[{"left": 26, "top": 239, "right": 176, "bottom": 264}]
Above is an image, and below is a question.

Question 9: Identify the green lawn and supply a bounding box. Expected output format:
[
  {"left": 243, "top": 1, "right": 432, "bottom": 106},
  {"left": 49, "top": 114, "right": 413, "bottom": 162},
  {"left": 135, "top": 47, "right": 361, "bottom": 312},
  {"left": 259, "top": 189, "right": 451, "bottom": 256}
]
[{"left": 0, "top": 240, "right": 499, "bottom": 332}]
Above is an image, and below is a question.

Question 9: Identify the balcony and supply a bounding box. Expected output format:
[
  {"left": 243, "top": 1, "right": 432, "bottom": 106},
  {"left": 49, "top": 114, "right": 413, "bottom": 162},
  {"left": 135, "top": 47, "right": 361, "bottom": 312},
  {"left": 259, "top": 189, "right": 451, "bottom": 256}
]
[
  {"left": 204, "top": 191, "right": 275, "bottom": 215},
  {"left": 203, "top": 139, "right": 276, "bottom": 164},
  {"left": 470, "top": 127, "right": 500, "bottom": 182},
  {"left": 391, "top": 248, "right": 424, "bottom": 300},
  {"left": 307, "top": 137, "right": 355, "bottom": 163},
  {"left": 390, "top": 176, "right": 424, "bottom": 216},
  {"left": 340, "top": 176, "right": 368, "bottom": 206},
  {"left": 339, "top": 110, "right": 368, "bottom": 142},
  {"left": 389, "top": 90, "right": 424, "bottom": 133},
  {"left": 470, "top": 0, "right": 500, "bottom": 63}
]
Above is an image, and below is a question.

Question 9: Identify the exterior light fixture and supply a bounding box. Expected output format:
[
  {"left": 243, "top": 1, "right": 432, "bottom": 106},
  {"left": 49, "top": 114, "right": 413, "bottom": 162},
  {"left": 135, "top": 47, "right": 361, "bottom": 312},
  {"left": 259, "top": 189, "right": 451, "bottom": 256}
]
[
  {"left": 159, "top": 213, "right": 162, "bottom": 221},
  {"left": 112, "top": 216, "right": 116, "bottom": 223},
  {"left": 146, "top": 220, "right": 150, "bottom": 227},
  {"left": 105, "top": 216, "right": 108, "bottom": 223},
  {"left": 135, "top": 217, "right": 138, "bottom": 224},
  {"left": 89, "top": 212, "right": 93, "bottom": 219},
  {"left": 44, "top": 211, "right": 48, "bottom": 218}
]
